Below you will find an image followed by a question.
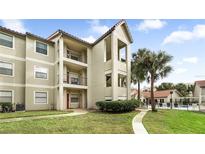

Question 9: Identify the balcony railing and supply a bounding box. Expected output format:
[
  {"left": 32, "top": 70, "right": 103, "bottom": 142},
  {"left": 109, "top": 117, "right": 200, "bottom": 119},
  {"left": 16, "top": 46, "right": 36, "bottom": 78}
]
[
  {"left": 63, "top": 74, "right": 87, "bottom": 86},
  {"left": 64, "top": 50, "right": 86, "bottom": 63}
]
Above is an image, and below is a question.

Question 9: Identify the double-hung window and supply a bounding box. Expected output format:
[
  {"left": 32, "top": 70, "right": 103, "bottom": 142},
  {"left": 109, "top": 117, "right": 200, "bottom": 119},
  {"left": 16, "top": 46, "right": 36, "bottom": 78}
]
[
  {"left": 71, "top": 94, "right": 79, "bottom": 103},
  {"left": 35, "top": 92, "right": 48, "bottom": 104},
  {"left": 0, "top": 61, "right": 13, "bottom": 76},
  {"left": 36, "top": 41, "right": 48, "bottom": 55},
  {"left": 0, "top": 90, "right": 12, "bottom": 103},
  {"left": 0, "top": 32, "right": 13, "bottom": 48},
  {"left": 34, "top": 65, "right": 48, "bottom": 79}
]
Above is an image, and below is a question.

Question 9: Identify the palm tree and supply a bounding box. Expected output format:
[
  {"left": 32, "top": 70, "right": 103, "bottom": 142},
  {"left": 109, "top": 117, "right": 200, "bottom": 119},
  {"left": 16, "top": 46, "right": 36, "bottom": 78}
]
[
  {"left": 143, "top": 51, "right": 173, "bottom": 111},
  {"left": 135, "top": 49, "right": 173, "bottom": 111},
  {"left": 131, "top": 49, "right": 148, "bottom": 101}
]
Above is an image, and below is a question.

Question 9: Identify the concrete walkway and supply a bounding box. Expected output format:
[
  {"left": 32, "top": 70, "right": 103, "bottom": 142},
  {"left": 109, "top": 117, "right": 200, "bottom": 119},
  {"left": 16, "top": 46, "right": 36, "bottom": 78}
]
[
  {"left": 0, "top": 110, "right": 88, "bottom": 123},
  {"left": 132, "top": 109, "right": 149, "bottom": 134}
]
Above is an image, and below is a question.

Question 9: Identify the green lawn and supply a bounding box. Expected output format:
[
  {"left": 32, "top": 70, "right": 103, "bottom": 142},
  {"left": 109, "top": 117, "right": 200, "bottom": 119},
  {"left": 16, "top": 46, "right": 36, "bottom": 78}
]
[
  {"left": 0, "top": 111, "right": 138, "bottom": 134},
  {"left": 143, "top": 110, "right": 205, "bottom": 134},
  {"left": 0, "top": 111, "right": 70, "bottom": 119}
]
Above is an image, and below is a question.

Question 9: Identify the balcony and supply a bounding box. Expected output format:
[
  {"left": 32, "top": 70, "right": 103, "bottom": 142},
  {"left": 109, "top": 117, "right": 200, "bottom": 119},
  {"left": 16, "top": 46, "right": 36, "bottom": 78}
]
[
  {"left": 63, "top": 74, "right": 87, "bottom": 89},
  {"left": 63, "top": 49, "right": 88, "bottom": 69}
]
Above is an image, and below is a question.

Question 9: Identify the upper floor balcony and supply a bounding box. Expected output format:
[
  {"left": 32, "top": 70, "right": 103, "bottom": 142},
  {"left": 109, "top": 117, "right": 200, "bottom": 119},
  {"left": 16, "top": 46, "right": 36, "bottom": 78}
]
[
  {"left": 63, "top": 48, "right": 88, "bottom": 69},
  {"left": 62, "top": 73, "right": 87, "bottom": 89}
]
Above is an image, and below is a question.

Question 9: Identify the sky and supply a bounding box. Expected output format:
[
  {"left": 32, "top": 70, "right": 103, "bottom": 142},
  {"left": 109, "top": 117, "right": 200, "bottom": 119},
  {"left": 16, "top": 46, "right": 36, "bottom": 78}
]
[{"left": 1, "top": 19, "right": 205, "bottom": 88}]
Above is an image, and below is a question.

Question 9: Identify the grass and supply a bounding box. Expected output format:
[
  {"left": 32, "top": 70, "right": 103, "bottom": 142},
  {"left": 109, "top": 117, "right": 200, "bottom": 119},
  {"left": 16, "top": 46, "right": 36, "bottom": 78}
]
[
  {"left": 0, "top": 111, "right": 138, "bottom": 134},
  {"left": 0, "top": 111, "right": 70, "bottom": 119},
  {"left": 143, "top": 110, "right": 205, "bottom": 134}
]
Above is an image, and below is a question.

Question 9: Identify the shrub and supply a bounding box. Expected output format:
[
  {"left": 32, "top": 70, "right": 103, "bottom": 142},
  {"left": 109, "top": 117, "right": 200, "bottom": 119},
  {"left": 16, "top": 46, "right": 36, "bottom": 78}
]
[
  {"left": 96, "top": 99, "right": 140, "bottom": 113},
  {"left": 0, "top": 102, "right": 13, "bottom": 112}
]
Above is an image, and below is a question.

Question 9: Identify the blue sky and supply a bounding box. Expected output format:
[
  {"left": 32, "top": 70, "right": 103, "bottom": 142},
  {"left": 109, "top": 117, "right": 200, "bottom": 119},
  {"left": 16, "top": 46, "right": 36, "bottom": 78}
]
[{"left": 1, "top": 19, "right": 205, "bottom": 88}]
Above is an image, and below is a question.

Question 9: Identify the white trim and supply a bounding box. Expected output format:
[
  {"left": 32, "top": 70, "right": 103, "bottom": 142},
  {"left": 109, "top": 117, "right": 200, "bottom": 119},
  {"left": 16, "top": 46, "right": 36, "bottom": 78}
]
[
  {"left": 0, "top": 89, "right": 14, "bottom": 104},
  {"left": 26, "top": 57, "right": 54, "bottom": 66},
  {"left": 34, "top": 91, "right": 48, "bottom": 104},
  {"left": 0, "top": 59, "right": 15, "bottom": 77},
  {"left": 104, "top": 69, "right": 112, "bottom": 74},
  {"left": 34, "top": 40, "right": 49, "bottom": 57},
  {"left": 33, "top": 65, "right": 49, "bottom": 80},
  {"left": 0, "top": 82, "right": 55, "bottom": 89},
  {"left": 0, "top": 53, "right": 25, "bottom": 61},
  {"left": 0, "top": 32, "right": 15, "bottom": 50}
]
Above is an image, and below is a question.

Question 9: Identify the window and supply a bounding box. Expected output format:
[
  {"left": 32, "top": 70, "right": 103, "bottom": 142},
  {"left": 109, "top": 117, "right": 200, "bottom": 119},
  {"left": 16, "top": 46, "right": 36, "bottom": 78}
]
[
  {"left": 0, "top": 33, "right": 13, "bottom": 48},
  {"left": 71, "top": 77, "right": 79, "bottom": 84},
  {"left": 34, "top": 65, "right": 48, "bottom": 79},
  {"left": 0, "top": 61, "right": 13, "bottom": 76},
  {"left": 0, "top": 90, "right": 12, "bottom": 103},
  {"left": 118, "top": 74, "right": 127, "bottom": 87},
  {"left": 118, "top": 39, "right": 127, "bottom": 62},
  {"left": 160, "top": 99, "right": 164, "bottom": 103},
  {"left": 105, "top": 73, "right": 112, "bottom": 87},
  {"left": 71, "top": 94, "right": 79, "bottom": 103},
  {"left": 36, "top": 41, "right": 48, "bottom": 55},
  {"left": 35, "top": 92, "right": 47, "bottom": 104},
  {"left": 105, "top": 36, "right": 111, "bottom": 61}
]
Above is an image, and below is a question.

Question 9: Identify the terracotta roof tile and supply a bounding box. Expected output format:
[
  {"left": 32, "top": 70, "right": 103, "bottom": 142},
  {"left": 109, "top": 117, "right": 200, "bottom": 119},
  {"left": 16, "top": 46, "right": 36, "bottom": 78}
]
[{"left": 195, "top": 80, "right": 205, "bottom": 87}]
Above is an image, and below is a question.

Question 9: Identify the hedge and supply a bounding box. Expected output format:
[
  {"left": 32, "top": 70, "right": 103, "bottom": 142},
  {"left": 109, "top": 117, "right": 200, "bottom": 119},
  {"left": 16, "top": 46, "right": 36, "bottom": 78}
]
[
  {"left": 0, "top": 102, "right": 13, "bottom": 112},
  {"left": 96, "top": 99, "right": 140, "bottom": 113}
]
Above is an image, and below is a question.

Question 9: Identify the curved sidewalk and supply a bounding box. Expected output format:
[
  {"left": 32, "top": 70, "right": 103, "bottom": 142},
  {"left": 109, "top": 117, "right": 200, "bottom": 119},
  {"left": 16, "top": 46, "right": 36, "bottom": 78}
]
[
  {"left": 132, "top": 109, "right": 148, "bottom": 134},
  {"left": 0, "top": 110, "right": 88, "bottom": 123}
]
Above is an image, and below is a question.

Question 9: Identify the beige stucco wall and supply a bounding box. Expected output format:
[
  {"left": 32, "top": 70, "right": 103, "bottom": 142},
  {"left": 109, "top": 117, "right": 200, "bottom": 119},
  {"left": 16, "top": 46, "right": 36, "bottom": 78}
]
[
  {"left": 25, "top": 36, "right": 55, "bottom": 110},
  {"left": 0, "top": 32, "right": 26, "bottom": 58},
  {"left": 0, "top": 21, "right": 132, "bottom": 111},
  {"left": 0, "top": 86, "right": 25, "bottom": 104},
  {"left": 25, "top": 87, "right": 54, "bottom": 110}
]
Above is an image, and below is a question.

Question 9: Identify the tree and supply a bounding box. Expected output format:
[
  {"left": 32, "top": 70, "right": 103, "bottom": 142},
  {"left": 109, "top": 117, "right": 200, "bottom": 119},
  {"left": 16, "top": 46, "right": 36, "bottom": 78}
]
[
  {"left": 139, "top": 50, "right": 173, "bottom": 111},
  {"left": 156, "top": 82, "right": 174, "bottom": 90},
  {"left": 174, "top": 83, "right": 192, "bottom": 97},
  {"left": 131, "top": 49, "right": 148, "bottom": 101}
]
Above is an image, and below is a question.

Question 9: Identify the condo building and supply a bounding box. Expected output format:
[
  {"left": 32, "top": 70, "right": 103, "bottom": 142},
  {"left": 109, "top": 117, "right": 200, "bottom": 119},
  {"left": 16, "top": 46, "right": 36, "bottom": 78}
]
[{"left": 0, "top": 20, "right": 133, "bottom": 110}]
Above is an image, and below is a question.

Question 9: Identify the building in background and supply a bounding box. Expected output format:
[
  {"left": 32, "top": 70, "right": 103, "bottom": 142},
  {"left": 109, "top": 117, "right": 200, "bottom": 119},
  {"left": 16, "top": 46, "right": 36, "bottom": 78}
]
[
  {"left": 131, "top": 89, "right": 181, "bottom": 104},
  {"left": 194, "top": 80, "right": 205, "bottom": 104}
]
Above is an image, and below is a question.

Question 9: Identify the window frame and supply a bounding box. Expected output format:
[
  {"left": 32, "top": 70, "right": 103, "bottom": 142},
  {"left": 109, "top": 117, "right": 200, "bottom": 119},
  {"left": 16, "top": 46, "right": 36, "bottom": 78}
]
[
  {"left": 34, "top": 65, "right": 49, "bottom": 80},
  {"left": 34, "top": 40, "right": 49, "bottom": 56},
  {"left": 0, "top": 32, "right": 15, "bottom": 49},
  {"left": 105, "top": 73, "right": 112, "bottom": 87},
  {"left": 0, "top": 89, "right": 14, "bottom": 103},
  {"left": 34, "top": 91, "right": 48, "bottom": 104},
  {"left": 70, "top": 94, "right": 80, "bottom": 104},
  {"left": 0, "top": 60, "right": 14, "bottom": 77}
]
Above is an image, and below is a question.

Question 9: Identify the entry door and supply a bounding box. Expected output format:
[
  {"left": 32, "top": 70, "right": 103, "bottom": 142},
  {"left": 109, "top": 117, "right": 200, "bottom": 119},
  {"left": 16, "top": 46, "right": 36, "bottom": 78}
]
[{"left": 70, "top": 94, "right": 80, "bottom": 108}]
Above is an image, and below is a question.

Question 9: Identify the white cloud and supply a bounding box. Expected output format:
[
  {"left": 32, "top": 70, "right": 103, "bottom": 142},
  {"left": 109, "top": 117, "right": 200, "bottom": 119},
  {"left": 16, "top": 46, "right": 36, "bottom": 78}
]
[
  {"left": 89, "top": 19, "right": 109, "bottom": 34},
  {"left": 175, "top": 68, "right": 188, "bottom": 74},
  {"left": 81, "top": 35, "right": 96, "bottom": 43},
  {"left": 183, "top": 57, "right": 198, "bottom": 64},
  {"left": 137, "top": 19, "right": 166, "bottom": 32},
  {"left": 162, "top": 24, "right": 205, "bottom": 45},
  {"left": 1, "top": 19, "right": 27, "bottom": 33}
]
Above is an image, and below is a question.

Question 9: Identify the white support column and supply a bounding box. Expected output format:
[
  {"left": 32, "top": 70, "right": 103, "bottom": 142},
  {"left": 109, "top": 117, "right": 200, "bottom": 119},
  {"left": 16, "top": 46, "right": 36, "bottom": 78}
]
[
  {"left": 58, "top": 37, "right": 64, "bottom": 110},
  {"left": 199, "top": 88, "right": 202, "bottom": 110},
  {"left": 126, "top": 45, "right": 131, "bottom": 100},
  {"left": 87, "top": 48, "right": 92, "bottom": 108},
  {"left": 111, "top": 32, "right": 118, "bottom": 100}
]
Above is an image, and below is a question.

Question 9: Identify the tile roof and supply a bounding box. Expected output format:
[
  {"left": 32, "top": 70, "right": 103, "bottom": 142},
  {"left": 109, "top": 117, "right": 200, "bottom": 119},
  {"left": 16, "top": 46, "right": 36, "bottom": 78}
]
[
  {"left": 47, "top": 19, "right": 133, "bottom": 47},
  {"left": 132, "top": 89, "right": 176, "bottom": 98},
  {"left": 0, "top": 20, "right": 133, "bottom": 47},
  {"left": 26, "top": 32, "right": 54, "bottom": 45},
  {"left": 195, "top": 80, "right": 205, "bottom": 87},
  {"left": 0, "top": 26, "right": 25, "bottom": 38}
]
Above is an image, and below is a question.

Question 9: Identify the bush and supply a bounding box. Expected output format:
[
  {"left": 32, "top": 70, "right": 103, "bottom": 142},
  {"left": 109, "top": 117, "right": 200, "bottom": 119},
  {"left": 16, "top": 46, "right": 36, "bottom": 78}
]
[
  {"left": 96, "top": 99, "right": 140, "bottom": 113},
  {"left": 0, "top": 102, "right": 13, "bottom": 112}
]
